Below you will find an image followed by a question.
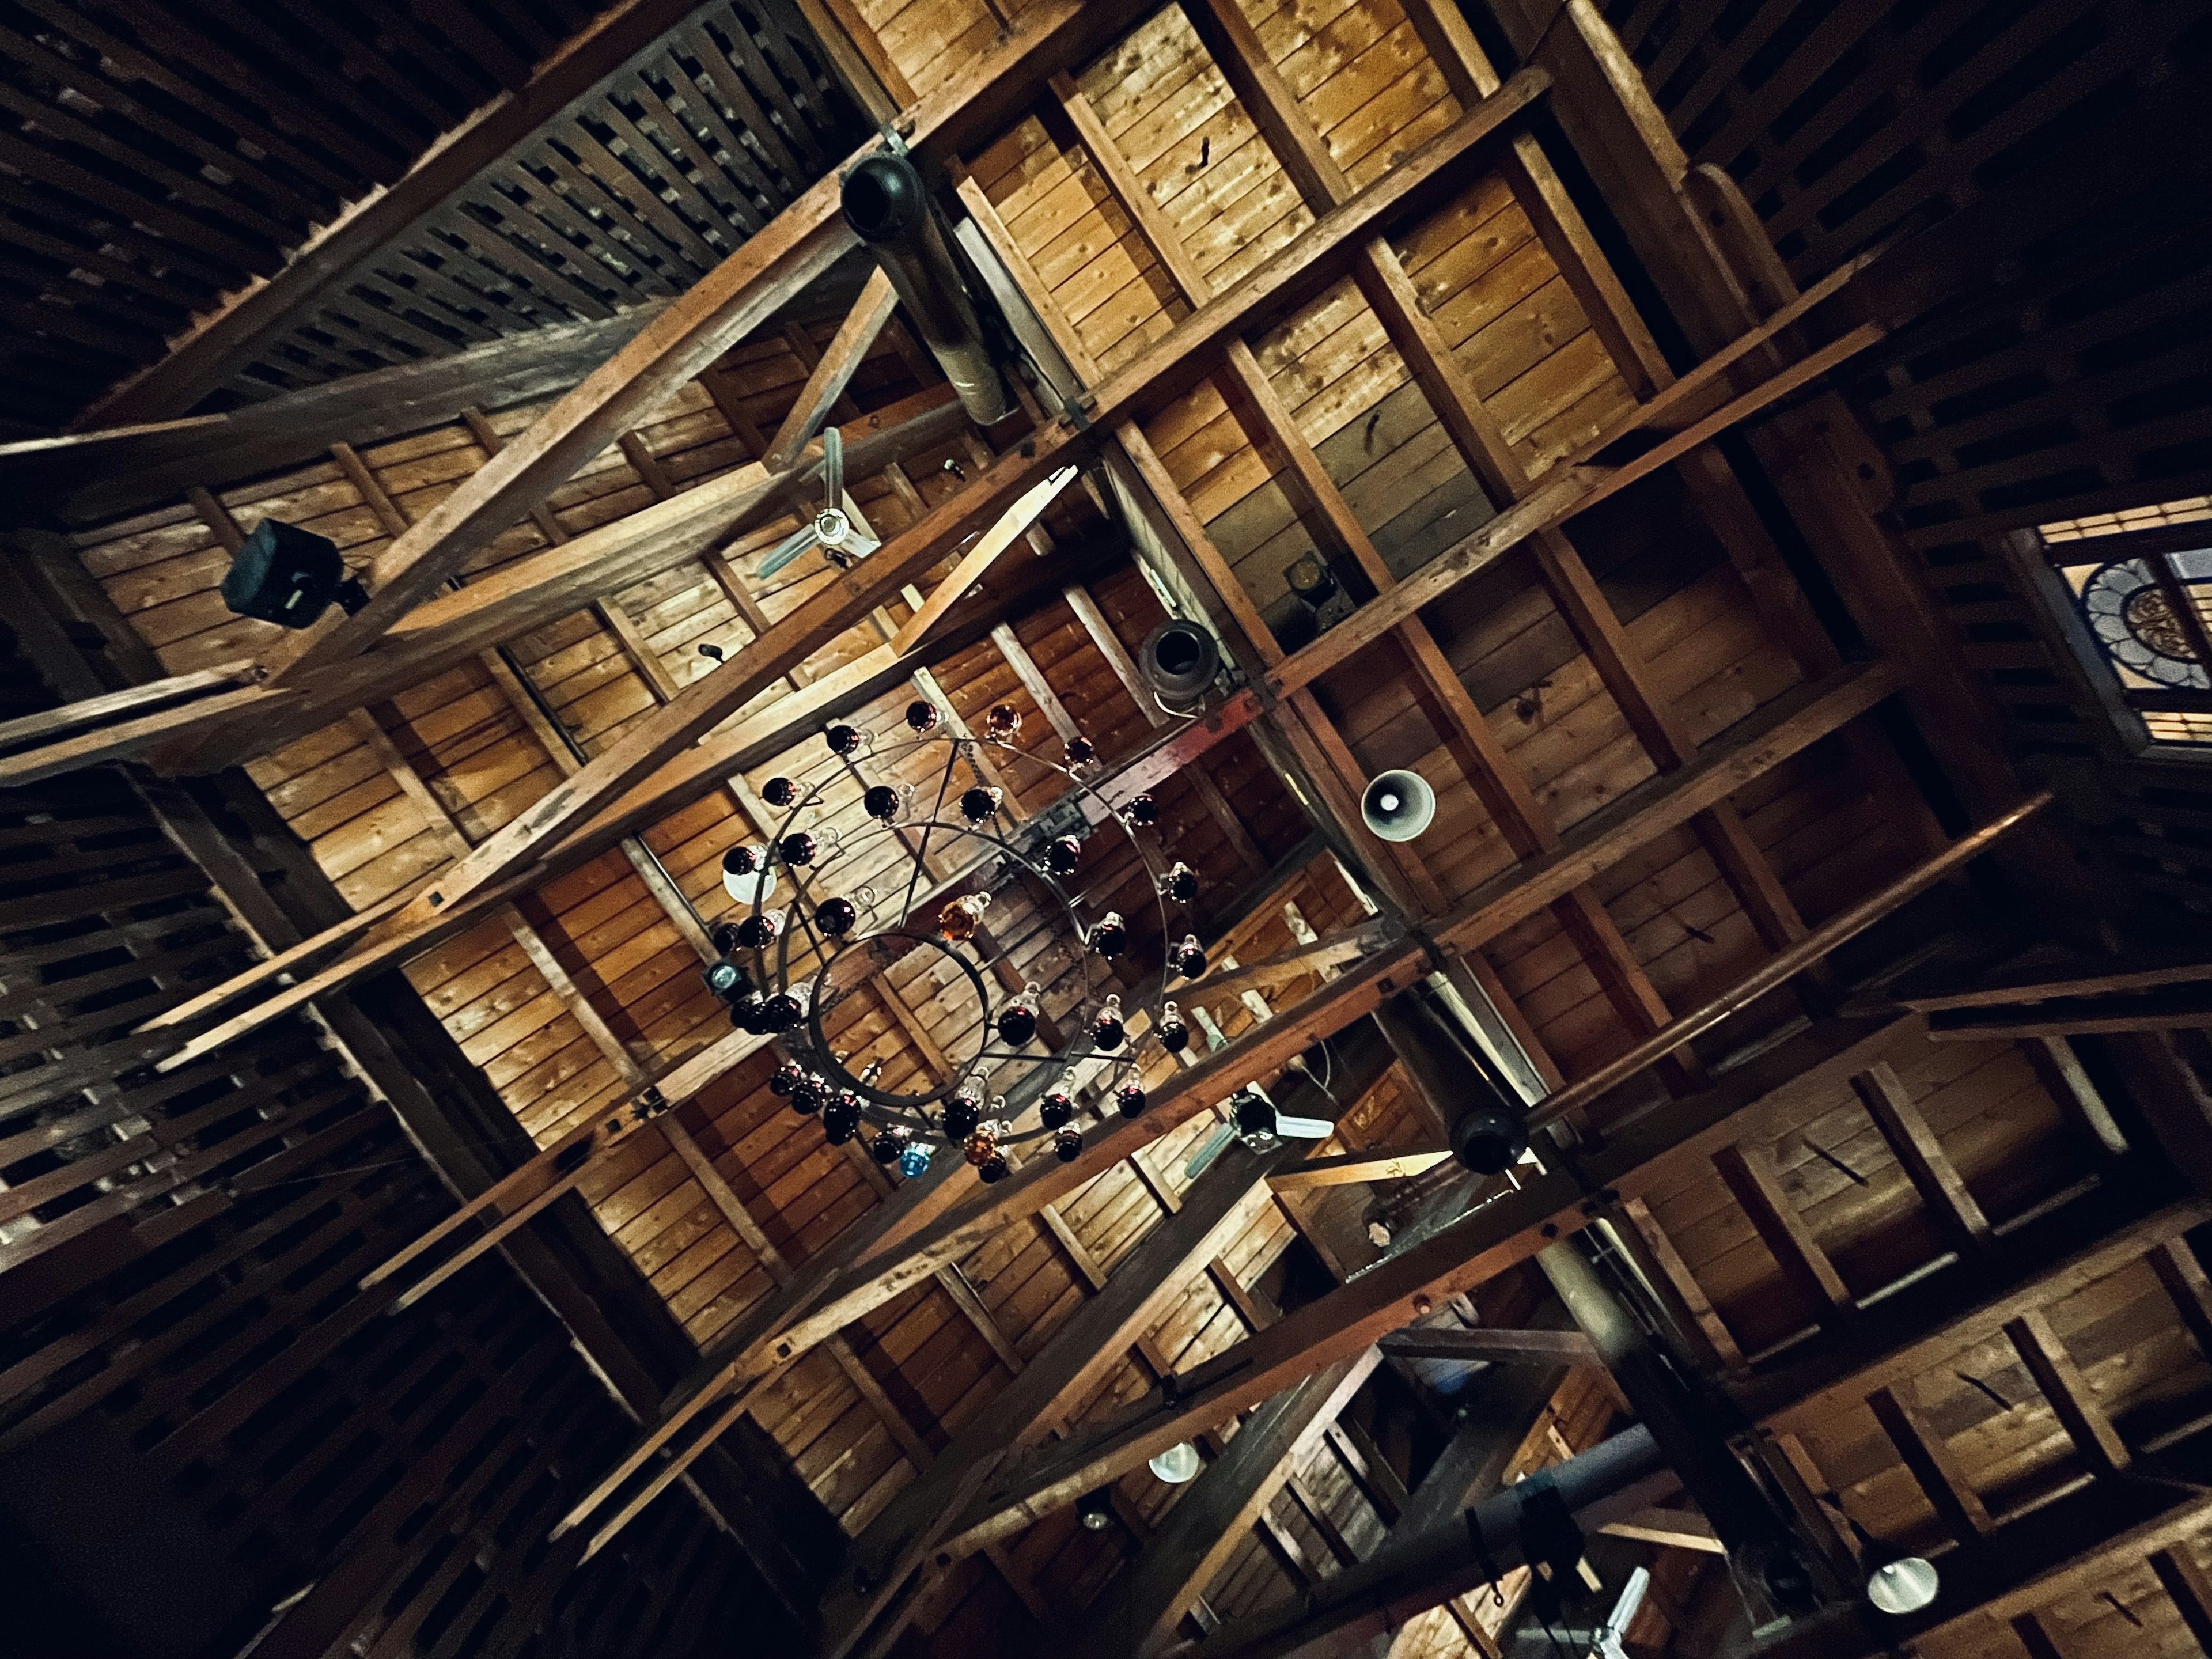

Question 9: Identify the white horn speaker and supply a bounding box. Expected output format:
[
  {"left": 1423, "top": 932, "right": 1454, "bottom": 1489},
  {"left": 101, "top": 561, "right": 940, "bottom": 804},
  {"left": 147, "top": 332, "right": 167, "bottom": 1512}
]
[{"left": 1361, "top": 769, "right": 1435, "bottom": 842}]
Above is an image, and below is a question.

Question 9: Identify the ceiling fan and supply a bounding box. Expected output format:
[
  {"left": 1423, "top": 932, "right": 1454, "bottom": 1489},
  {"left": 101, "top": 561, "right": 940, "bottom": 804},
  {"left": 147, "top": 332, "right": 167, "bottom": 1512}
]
[
  {"left": 1184, "top": 1084, "right": 1334, "bottom": 1180},
  {"left": 756, "top": 426, "right": 881, "bottom": 578}
]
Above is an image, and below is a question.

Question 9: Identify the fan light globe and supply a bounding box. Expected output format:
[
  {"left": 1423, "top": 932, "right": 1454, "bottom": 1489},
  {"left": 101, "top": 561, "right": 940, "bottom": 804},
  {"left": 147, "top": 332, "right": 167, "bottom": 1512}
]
[
  {"left": 1865, "top": 1555, "right": 1939, "bottom": 1616},
  {"left": 721, "top": 851, "right": 778, "bottom": 906},
  {"left": 1147, "top": 1442, "right": 1203, "bottom": 1484}
]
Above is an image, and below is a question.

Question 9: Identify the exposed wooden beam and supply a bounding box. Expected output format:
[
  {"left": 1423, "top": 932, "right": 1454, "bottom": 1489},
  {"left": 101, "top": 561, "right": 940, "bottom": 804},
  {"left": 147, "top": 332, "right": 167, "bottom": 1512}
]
[
  {"left": 2152, "top": 1547, "right": 2212, "bottom": 1654},
  {"left": 1853, "top": 1063, "right": 1994, "bottom": 1253},
  {"left": 1073, "top": 1350, "right": 1382, "bottom": 1659},
  {"left": 2004, "top": 1309, "right": 2131, "bottom": 1476},
  {"left": 944, "top": 1014, "right": 1913, "bottom": 1551},
  {"left": 1714, "top": 1142, "right": 1853, "bottom": 1318},
  {"left": 1270, "top": 1146, "right": 1454, "bottom": 1192},
  {"left": 763, "top": 268, "right": 901, "bottom": 471},
  {"left": 813, "top": 1140, "right": 1307, "bottom": 1659},
  {"left": 71, "top": 0, "right": 711, "bottom": 429},
  {"left": 1513, "top": 788, "right": 2051, "bottom": 1128},
  {"left": 1899, "top": 950, "right": 2212, "bottom": 1013},
  {"left": 1377, "top": 1327, "right": 1601, "bottom": 1365},
  {"left": 1599, "top": 1508, "right": 1724, "bottom": 1554},
  {"left": 251, "top": 0, "right": 1131, "bottom": 681}
]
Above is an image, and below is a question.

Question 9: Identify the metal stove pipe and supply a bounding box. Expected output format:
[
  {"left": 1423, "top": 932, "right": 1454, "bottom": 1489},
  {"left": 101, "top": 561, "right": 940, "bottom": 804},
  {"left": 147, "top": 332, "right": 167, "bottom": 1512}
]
[{"left": 840, "top": 152, "right": 1010, "bottom": 426}]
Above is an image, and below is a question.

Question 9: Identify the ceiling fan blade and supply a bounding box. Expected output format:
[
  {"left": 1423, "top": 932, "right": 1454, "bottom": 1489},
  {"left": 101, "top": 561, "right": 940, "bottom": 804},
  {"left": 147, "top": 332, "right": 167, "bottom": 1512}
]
[
  {"left": 1183, "top": 1120, "right": 1235, "bottom": 1181},
  {"left": 1274, "top": 1113, "right": 1335, "bottom": 1139},
  {"left": 820, "top": 424, "right": 843, "bottom": 508},
  {"left": 755, "top": 520, "right": 821, "bottom": 579},
  {"left": 834, "top": 494, "right": 881, "bottom": 556}
]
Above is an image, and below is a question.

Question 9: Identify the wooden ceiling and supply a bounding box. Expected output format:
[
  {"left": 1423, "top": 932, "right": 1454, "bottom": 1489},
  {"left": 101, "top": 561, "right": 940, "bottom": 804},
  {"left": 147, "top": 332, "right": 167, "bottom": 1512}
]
[
  {"left": 0, "top": 0, "right": 867, "bottom": 433},
  {"left": 1, "top": 2, "right": 2210, "bottom": 1659}
]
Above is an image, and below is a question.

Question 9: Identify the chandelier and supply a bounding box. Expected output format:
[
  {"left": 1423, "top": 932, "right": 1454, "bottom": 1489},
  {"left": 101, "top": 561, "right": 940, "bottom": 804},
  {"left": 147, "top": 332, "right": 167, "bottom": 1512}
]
[{"left": 702, "top": 698, "right": 1209, "bottom": 1183}]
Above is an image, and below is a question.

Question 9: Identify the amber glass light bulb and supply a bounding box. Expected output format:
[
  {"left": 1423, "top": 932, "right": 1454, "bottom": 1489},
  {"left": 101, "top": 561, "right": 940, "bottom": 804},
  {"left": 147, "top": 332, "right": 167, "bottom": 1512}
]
[{"left": 938, "top": 892, "right": 990, "bottom": 943}]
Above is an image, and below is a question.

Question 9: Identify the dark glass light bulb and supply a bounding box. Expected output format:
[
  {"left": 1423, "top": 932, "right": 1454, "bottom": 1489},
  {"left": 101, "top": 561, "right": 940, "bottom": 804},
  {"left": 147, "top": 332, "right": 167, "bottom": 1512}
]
[
  {"left": 825, "top": 723, "right": 863, "bottom": 756},
  {"left": 1089, "top": 912, "right": 1127, "bottom": 959},
  {"left": 762, "top": 777, "right": 798, "bottom": 808},
  {"left": 760, "top": 993, "right": 804, "bottom": 1033},
  {"left": 1164, "top": 862, "right": 1199, "bottom": 903},
  {"left": 1116, "top": 1082, "right": 1147, "bottom": 1119},
  {"left": 1046, "top": 834, "right": 1082, "bottom": 875},
  {"left": 1039, "top": 1090, "right": 1075, "bottom": 1129},
  {"left": 997, "top": 999, "right": 1038, "bottom": 1046},
  {"left": 822, "top": 1095, "right": 861, "bottom": 1143},
  {"left": 1172, "top": 935, "right": 1207, "bottom": 979},
  {"left": 871, "top": 1127, "right": 908, "bottom": 1166},
  {"left": 722, "top": 845, "right": 761, "bottom": 876},
  {"left": 984, "top": 703, "right": 1021, "bottom": 740},
  {"left": 1064, "top": 736, "right": 1094, "bottom": 766},
  {"left": 709, "top": 919, "right": 744, "bottom": 955},
  {"left": 1052, "top": 1126, "right": 1083, "bottom": 1162},
  {"left": 779, "top": 832, "right": 817, "bottom": 867},
  {"left": 729, "top": 993, "right": 767, "bottom": 1031},
  {"left": 863, "top": 784, "right": 901, "bottom": 820},
  {"left": 1092, "top": 1002, "right": 1125, "bottom": 1051},
  {"left": 770, "top": 1059, "right": 807, "bottom": 1097},
  {"left": 815, "top": 896, "right": 858, "bottom": 937},
  {"left": 736, "top": 912, "right": 779, "bottom": 950},
  {"left": 978, "top": 1153, "right": 1012, "bottom": 1184},
  {"left": 785, "top": 1068, "right": 821, "bottom": 1113},
  {"left": 960, "top": 786, "right": 1001, "bottom": 823},
  {"left": 1157, "top": 1005, "right": 1190, "bottom": 1054},
  {"left": 1126, "top": 793, "right": 1159, "bottom": 825},
  {"left": 942, "top": 1093, "right": 982, "bottom": 1141},
  {"left": 906, "top": 700, "right": 940, "bottom": 732}
]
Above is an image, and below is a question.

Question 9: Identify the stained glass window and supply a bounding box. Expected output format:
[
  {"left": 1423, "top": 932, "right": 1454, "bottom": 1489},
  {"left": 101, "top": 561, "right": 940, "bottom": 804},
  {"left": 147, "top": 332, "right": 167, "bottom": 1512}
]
[{"left": 2041, "top": 500, "right": 2212, "bottom": 750}]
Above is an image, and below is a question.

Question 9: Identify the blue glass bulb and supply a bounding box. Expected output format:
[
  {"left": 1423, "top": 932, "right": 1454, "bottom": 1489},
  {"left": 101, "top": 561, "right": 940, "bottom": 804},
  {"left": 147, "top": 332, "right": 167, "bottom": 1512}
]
[{"left": 897, "top": 1142, "right": 934, "bottom": 1179}]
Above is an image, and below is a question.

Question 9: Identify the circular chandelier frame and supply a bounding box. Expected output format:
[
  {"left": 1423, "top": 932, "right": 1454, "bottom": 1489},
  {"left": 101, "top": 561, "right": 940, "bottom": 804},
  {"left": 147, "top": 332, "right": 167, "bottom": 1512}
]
[{"left": 709, "top": 701, "right": 1207, "bottom": 1177}]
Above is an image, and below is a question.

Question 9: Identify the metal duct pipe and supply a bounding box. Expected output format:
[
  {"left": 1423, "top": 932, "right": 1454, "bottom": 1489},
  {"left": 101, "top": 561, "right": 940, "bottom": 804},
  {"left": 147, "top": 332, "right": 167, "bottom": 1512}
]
[
  {"left": 840, "top": 153, "right": 1010, "bottom": 426},
  {"left": 1163, "top": 1426, "right": 1671, "bottom": 1659},
  {"left": 1538, "top": 1242, "right": 1827, "bottom": 1624},
  {"left": 1374, "top": 983, "right": 1529, "bottom": 1173}
]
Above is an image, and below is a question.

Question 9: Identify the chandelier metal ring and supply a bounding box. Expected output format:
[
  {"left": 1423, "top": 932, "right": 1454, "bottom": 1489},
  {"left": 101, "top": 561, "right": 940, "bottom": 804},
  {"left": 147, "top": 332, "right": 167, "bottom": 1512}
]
[{"left": 709, "top": 700, "right": 1205, "bottom": 1172}]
